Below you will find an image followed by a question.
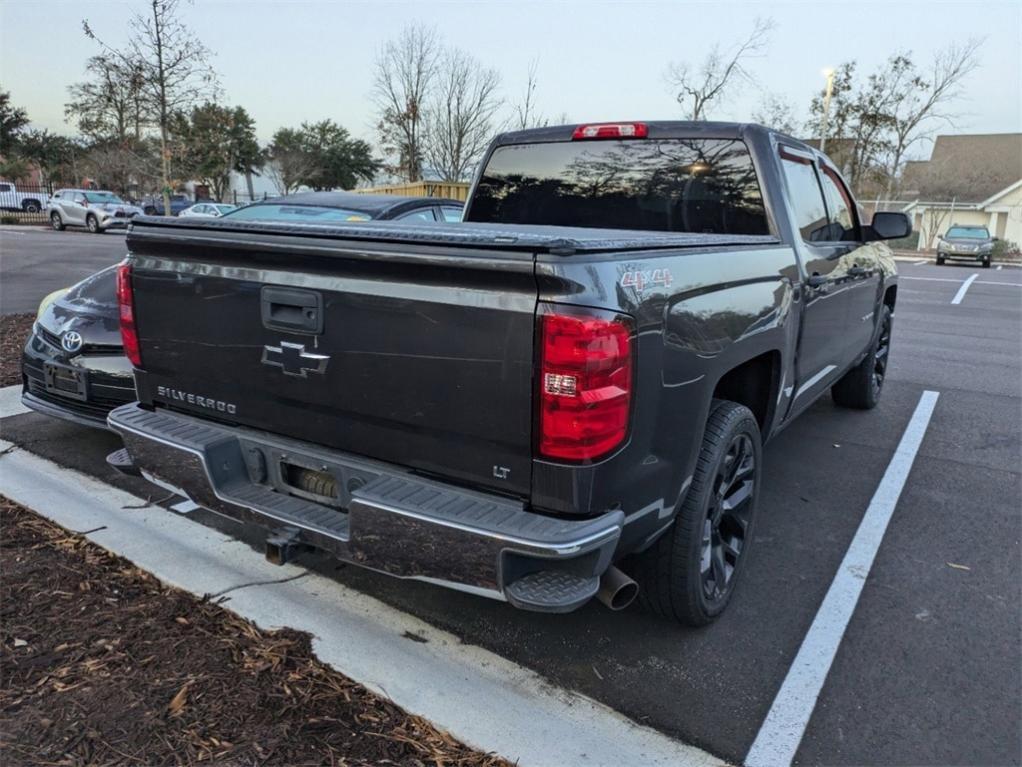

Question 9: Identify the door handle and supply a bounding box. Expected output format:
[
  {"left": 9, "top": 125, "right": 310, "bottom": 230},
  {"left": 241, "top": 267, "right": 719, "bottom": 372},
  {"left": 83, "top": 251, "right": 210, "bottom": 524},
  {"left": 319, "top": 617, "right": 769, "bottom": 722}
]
[{"left": 261, "top": 286, "right": 323, "bottom": 334}]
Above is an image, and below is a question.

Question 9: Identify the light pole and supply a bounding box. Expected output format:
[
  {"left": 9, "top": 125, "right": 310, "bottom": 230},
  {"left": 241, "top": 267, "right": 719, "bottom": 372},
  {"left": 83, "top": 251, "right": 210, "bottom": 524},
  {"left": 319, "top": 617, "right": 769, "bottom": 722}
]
[{"left": 820, "top": 68, "right": 836, "bottom": 152}]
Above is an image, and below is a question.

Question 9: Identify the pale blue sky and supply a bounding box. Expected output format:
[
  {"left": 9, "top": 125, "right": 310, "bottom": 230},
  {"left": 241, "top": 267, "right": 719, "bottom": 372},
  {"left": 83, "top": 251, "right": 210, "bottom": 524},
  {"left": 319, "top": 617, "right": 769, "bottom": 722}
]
[{"left": 2, "top": 0, "right": 1019, "bottom": 159}]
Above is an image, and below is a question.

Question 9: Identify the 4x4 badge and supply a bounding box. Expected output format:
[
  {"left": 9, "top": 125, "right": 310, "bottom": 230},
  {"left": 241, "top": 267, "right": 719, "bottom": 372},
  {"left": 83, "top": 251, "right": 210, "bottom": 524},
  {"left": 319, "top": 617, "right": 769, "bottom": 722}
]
[{"left": 261, "top": 342, "right": 329, "bottom": 378}]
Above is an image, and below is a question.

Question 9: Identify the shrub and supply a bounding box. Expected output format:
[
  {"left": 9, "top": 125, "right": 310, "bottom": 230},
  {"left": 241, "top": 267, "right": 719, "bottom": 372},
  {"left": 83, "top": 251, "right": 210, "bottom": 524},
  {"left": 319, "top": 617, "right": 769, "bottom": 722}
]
[
  {"left": 1, "top": 214, "right": 19, "bottom": 225},
  {"left": 992, "top": 239, "right": 1020, "bottom": 260}
]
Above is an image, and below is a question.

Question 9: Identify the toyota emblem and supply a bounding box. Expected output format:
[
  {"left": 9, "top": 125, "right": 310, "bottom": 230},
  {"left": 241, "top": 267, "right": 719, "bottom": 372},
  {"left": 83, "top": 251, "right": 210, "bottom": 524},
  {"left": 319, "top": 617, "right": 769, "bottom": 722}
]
[{"left": 61, "top": 330, "right": 84, "bottom": 353}]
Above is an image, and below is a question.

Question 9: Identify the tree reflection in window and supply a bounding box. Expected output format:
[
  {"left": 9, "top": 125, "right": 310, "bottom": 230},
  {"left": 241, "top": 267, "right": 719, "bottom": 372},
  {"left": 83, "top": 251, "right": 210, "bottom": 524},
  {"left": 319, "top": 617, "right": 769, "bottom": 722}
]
[{"left": 469, "top": 139, "right": 770, "bottom": 235}]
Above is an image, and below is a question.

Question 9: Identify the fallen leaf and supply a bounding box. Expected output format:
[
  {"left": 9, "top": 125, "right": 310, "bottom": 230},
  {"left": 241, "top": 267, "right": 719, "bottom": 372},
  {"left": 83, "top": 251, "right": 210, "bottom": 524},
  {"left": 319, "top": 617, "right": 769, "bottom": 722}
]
[
  {"left": 946, "top": 562, "right": 971, "bottom": 571},
  {"left": 175, "top": 617, "right": 189, "bottom": 625},
  {"left": 12, "top": 638, "right": 27, "bottom": 648},
  {"left": 168, "top": 682, "right": 190, "bottom": 716}
]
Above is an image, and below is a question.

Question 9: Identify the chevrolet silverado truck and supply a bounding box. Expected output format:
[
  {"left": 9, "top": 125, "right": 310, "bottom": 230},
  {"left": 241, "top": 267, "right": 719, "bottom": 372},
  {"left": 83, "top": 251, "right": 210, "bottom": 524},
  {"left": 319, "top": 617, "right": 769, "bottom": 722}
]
[{"left": 107, "top": 122, "right": 911, "bottom": 625}]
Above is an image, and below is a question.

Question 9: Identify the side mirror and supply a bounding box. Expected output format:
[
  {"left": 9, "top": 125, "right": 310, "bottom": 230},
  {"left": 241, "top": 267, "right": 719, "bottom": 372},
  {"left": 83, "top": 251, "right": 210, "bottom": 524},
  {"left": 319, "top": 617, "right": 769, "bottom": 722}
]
[{"left": 870, "top": 211, "right": 912, "bottom": 241}]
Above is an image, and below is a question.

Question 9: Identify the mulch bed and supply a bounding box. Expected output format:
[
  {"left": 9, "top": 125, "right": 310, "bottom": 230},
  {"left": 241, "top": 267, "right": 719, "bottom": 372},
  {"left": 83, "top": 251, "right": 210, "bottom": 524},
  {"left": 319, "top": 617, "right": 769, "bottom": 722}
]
[
  {"left": 0, "top": 498, "right": 511, "bottom": 767},
  {"left": 1, "top": 313, "right": 34, "bottom": 387}
]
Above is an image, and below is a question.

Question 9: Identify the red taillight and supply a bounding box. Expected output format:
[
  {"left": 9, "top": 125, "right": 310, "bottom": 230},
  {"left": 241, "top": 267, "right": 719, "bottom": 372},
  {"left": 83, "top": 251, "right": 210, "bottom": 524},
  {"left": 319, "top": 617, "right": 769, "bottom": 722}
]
[
  {"left": 116, "top": 262, "right": 142, "bottom": 367},
  {"left": 571, "top": 122, "right": 648, "bottom": 140},
  {"left": 538, "top": 307, "right": 633, "bottom": 461}
]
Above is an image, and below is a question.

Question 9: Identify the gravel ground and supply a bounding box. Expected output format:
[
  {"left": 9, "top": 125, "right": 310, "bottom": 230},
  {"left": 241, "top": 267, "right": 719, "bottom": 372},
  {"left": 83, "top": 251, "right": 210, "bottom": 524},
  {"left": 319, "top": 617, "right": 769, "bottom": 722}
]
[
  {"left": 1, "top": 313, "right": 33, "bottom": 387},
  {"left": 0, "top": 498, "right": 511, "bottom": 767}
]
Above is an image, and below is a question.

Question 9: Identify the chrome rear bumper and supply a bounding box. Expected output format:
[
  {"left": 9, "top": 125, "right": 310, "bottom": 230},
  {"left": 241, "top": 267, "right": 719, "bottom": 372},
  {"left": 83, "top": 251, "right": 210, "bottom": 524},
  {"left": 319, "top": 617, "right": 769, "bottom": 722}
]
[{"left": 107, "top": 403, "right": 623, "bottom": 612}]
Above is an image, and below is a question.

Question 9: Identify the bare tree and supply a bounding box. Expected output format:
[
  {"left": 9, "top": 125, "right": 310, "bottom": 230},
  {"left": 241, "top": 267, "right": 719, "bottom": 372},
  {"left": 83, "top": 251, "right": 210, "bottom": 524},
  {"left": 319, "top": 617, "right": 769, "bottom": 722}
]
[
  {"left": 665, "top": 17, "right": 774, "bottom": 120},
  {"left": 752, "top": 92, "right": 800, "bottom": 135},
  {"left": 84, "top": 0, "right": 218, "bottom": 214},
  {"left": 265, "top": 128, "right": 316, "bottom": 195},
  {"left": 372, "top": 24, "right": 441, "bottom": 181},
  {"left": 511, "top": 58, "right": 546, "bottom": 130},
  {"left": 424, "top": 49, "right": 502, "bottom": 181},
  {"left": 885, "top": 39, "right": 983, "bottom": 197},
  {"left": 66, "top": 56, "right": 152, "bottom": 143}
]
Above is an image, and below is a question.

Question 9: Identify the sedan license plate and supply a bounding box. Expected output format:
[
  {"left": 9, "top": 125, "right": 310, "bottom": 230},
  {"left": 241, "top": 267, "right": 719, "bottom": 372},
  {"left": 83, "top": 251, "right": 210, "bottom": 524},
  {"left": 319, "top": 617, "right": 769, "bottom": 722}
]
[{"left": 44, "top": 362, "right": 88, "bottom": 402}]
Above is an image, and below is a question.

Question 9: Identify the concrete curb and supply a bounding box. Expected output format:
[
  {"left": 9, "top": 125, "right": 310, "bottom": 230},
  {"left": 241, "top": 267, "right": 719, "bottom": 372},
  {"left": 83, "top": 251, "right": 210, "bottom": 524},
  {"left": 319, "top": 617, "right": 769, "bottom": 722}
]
[{"left": 0, "top": 441, "right": 722, "bottom": 767}]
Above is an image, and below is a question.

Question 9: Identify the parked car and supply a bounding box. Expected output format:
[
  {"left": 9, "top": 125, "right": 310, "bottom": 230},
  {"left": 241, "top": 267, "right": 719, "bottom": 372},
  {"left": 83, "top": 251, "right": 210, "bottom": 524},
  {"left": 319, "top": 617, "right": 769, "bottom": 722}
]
[
  {"left": 140, "top": 194, "right": 193, "bottom": 216},
  {"left": 108, "top": 121, "right": 909, "bottom": 626},
  {"left": 47, "top": 190, "right": 144, "bottom": 233},
  {"left": 21, "top": 265, "right": 135, "bottom": 429},
  {"left": 936, "top": 224, "right": 995, "bottom": 267},
  {"left": 0, "top": 180, "right": 48, "bottom": 213},
  {"left": 179, "top": 202, "right": 238, "bottom": 218},
  {"left": 221, "top": 191, "right": 464, "bottom": 223}
]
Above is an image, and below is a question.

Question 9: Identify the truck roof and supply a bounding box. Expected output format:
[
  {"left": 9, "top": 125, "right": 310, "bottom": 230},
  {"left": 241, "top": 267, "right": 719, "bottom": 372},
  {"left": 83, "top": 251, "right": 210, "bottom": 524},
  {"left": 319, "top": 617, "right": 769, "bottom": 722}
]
[
  {"left": 128, "top": 216, "right": 779, "bottom": 256},
  {"left": 491, "top": 120, "right": 805, "bottom": 149}
]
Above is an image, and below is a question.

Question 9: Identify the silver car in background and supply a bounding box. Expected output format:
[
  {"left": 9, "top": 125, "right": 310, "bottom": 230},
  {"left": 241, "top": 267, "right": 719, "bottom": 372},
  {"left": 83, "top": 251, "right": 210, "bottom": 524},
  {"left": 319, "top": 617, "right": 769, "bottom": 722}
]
[
  {"left": 46, "top": 189, "right": 144, "bottom": 234},
  {"left": 178, "top": 202, "right": 238, "bottom": 218}
]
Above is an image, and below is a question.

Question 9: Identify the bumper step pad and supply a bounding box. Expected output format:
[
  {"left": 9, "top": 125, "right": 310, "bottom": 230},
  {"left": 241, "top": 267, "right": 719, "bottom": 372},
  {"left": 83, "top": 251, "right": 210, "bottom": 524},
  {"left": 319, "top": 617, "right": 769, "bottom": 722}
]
[{"left": 505, "top": 571, "right": 600, "bottom": 613}]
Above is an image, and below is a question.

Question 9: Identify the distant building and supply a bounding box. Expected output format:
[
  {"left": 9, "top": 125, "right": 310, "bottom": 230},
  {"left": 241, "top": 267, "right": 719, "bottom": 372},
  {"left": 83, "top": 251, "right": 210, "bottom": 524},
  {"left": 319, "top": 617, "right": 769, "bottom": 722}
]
[{"left": 899, "top": 133, "right": 1022, "bottom": 249}]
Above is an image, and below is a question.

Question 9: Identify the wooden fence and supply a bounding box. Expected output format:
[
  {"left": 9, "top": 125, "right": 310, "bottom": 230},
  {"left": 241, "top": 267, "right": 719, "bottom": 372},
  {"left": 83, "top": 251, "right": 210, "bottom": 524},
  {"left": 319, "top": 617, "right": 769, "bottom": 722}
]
[{"left": 355, "top": 181, "right": 471, "bottom": 201}]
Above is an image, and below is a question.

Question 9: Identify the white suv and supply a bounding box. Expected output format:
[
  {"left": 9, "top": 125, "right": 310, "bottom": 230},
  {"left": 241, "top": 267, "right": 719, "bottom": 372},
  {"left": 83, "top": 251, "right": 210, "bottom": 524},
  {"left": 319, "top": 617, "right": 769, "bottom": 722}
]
[{"left": 47, "top": 189, "right": 144, "bottom": 233}]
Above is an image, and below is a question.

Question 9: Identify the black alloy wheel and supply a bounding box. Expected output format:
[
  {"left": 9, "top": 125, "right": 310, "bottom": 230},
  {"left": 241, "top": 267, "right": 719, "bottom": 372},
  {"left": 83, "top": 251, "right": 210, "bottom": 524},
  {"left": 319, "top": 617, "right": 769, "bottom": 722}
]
[
  {"left": 700, "top": 432, "right": 755, "bottom": 604},
  {"left": 871, "top": 309, "right": 891, "bottom": 398}
]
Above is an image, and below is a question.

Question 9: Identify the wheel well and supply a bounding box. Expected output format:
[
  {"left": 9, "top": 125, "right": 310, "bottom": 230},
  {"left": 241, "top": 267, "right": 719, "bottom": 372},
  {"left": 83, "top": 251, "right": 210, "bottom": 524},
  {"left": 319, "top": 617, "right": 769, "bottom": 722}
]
[
  {"left": 883, "top": 285, "right": 897, "bottom": 311},
  {"left": 711, "top": 351, "right": 780, "bottom": 433}
]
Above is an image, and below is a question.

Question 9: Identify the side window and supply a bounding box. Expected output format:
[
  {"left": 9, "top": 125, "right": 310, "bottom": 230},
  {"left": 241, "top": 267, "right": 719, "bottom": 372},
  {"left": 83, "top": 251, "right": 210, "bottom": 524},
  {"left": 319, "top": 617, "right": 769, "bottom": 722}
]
[
  {"left": 817, "top": 166, "right": 858, "bottom": 241},
  {"left": 780, "top": 155, "right": 830, "bottom": 242},
  {"left": 395, "top": 208, "right": 437, "bottom": 222},
  {"left": 441, "top": 206, "right": 463, "bottom": 222},
  {"left": 0, "top": 183, "right": 11, "bottom": 192}
]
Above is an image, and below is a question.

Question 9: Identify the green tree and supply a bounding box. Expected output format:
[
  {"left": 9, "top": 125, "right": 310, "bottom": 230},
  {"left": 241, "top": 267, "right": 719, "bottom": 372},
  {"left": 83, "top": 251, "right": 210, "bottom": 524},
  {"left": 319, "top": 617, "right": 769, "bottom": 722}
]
[
  {"left": 17, "top": 130, "right": 82, "bottom": 186},
  {"left": 0, "top": 87, "right": 30, "bottom": 157},
  {"left": 266, "top": 122, "right": 379, "bottom": 194},
  {"left": 300, "top": 120, "right": 379, "bottom": 191},
  {"left": 175, "top": 103, "right": 261, "bottom": 201}
]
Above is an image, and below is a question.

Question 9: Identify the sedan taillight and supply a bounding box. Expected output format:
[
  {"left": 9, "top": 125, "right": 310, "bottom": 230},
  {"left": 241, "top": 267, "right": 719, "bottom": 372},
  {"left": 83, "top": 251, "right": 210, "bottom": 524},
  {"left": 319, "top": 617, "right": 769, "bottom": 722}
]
[
  {"left": 538, "top": 306, "right": 634, "bottom": 461},
  {"left": 116, "top": 262, "right": 142, "bottom": 367}
]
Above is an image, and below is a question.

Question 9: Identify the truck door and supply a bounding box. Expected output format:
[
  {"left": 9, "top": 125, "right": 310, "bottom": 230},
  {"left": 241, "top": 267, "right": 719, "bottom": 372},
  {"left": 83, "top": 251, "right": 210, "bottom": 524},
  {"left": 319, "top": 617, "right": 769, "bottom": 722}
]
[
  {"left": 816, "top": 162, "right": 880, "bottom": 360},
  {"left": 778, "top": 148, "right": 857, "bottom": 407}
]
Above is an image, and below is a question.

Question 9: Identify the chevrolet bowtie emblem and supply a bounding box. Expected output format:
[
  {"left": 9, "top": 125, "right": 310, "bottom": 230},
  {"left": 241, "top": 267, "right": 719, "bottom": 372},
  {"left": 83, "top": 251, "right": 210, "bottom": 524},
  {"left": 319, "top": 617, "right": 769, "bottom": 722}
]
[{"left": 261, "top": 342, "right": 330, "bottom": 378}]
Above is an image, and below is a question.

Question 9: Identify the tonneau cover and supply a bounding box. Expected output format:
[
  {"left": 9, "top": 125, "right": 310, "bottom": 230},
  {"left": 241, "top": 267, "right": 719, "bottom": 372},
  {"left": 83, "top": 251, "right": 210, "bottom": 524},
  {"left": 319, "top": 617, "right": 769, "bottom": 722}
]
[{"left": 127, "top": 215, "right": 779, "bottom": 255}]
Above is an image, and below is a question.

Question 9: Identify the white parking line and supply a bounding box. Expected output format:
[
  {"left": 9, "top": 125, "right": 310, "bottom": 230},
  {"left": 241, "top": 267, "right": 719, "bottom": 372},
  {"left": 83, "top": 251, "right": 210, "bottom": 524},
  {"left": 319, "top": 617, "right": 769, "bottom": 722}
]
[
  {"left": 746, "top": 390, "right": 940, "bottom": 767},
  {"left": 950, "top": 274, "right": 979, "bottom": 305},
  {"left": 901, "top": 276, "right": 1022, "bottom": 287},
  {"left": 913, "top": 259, "right": 928, "bottom": 265},
  {"left": 0, "top": 442, "right": 718, "bottom": 767}
]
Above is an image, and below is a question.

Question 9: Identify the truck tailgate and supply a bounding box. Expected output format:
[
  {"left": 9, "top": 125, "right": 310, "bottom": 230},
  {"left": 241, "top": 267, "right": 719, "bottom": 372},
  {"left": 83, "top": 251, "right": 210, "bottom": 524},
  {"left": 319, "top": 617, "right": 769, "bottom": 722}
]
[{"left": 126, "top": 225, "right": 537, "bottom": 497}]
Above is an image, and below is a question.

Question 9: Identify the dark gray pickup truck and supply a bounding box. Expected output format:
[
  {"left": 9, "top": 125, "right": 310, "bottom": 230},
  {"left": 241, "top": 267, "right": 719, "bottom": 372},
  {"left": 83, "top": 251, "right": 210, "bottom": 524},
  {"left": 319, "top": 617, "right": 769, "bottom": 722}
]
[{"left": 108, "top": 122, "right": 911, "bottom": 625}]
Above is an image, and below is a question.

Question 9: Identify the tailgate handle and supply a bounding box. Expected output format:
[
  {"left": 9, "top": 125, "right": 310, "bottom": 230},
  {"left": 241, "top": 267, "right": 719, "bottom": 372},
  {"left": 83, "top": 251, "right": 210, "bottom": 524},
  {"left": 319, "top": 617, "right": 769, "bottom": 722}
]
[{"left": 261, "top": 286, "right": 323, "bottom": 335}]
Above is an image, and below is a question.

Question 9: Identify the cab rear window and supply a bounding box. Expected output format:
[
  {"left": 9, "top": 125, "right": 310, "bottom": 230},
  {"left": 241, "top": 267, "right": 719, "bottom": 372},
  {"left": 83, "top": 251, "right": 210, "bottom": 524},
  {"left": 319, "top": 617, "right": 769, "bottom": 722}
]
[{"left": 467, "top": 138, "right": 769, "bottom": 235}]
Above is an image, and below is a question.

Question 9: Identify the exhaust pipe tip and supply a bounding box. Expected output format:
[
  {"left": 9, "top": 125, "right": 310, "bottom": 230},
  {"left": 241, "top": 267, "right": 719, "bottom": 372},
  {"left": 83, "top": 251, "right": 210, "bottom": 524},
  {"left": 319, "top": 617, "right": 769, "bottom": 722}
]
[{"left": 595, "top": 566, "right": 639, "bottom": 611}]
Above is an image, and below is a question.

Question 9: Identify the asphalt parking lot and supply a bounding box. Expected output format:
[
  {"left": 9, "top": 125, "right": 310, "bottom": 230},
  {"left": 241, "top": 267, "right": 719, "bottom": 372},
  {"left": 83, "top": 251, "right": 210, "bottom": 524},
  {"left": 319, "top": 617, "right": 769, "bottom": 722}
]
[
  {"left": 0, "top": 227, "right": 128, "bottom": 313},
  {"left": 1, "top": 230, "right": 1019, "bottom": 766}
]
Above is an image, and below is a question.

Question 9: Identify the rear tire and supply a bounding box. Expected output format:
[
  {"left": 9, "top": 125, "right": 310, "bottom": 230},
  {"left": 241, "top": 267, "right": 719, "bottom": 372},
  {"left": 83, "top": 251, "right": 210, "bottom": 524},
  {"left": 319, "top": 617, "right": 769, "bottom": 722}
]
[
  {"left": 21, "top": 200, "right": 41, "bottom": 213},
  {"left": 50, "top": 212, "right": 65, "bottom": 231},
  {"left": 632, "top": 400, "right": 761, "bottom": 626},
  {"left": 936, "top": 255, "right": 945, "bottom": 265},
  {"left": 831, "top": 304, "right": 892, "bottom": 410}
]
